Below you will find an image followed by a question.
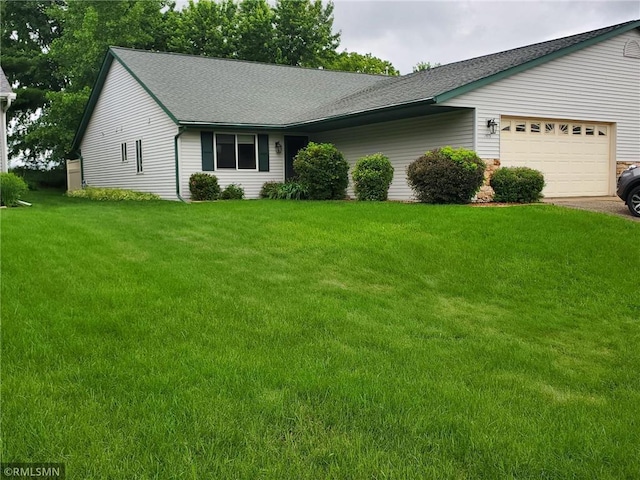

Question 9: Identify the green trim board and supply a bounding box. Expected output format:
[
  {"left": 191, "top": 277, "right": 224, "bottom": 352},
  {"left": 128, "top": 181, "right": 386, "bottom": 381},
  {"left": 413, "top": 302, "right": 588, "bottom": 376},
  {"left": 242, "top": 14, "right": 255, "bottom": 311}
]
[{"left": 71, "top": 51, "right": 114, "bottom": 152}]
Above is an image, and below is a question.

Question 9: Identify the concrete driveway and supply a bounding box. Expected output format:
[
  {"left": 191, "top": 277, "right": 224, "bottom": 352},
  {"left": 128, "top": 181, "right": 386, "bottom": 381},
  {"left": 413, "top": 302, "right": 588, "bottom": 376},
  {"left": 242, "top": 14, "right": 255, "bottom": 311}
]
[{"left": 543, "top": 196, "right": 639, "bottom": 221}]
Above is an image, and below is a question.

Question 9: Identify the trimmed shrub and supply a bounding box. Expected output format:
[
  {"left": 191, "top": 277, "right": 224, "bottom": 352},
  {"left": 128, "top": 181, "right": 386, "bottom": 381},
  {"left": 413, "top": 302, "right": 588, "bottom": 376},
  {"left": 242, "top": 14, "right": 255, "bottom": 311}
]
[
  {"left": 352, "top": 153, "right": 394, "bottom": 201},
  {"left": 189, "top": 173, "right": 220, "bottom": 201},
  {"left": 406, "top": 146, "right": 486, "bottom": 203},
  {"left": 490, "top": 167, "right": 545, "bottom": 203},
  {"left": 293, "top": 142, "right": 349, "bottom": 200},
  {"left": 1, "top": 172, "right": 29, "bottom": 206},
  {"left": 260, "top": 181, "right": 283, "bottom": 199},
  {"left": 220, "top": 184, "right": 245, "bottom": 200},
  {"left": 66, "top": 187, "right": 160, "bottom": 201}
]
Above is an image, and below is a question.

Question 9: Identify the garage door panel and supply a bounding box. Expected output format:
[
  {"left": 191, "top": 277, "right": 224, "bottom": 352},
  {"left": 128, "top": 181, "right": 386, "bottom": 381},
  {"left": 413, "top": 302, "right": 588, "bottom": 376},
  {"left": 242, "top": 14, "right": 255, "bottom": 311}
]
[{"left": 500, "top": 117, "right": 610, "bottom": 197}]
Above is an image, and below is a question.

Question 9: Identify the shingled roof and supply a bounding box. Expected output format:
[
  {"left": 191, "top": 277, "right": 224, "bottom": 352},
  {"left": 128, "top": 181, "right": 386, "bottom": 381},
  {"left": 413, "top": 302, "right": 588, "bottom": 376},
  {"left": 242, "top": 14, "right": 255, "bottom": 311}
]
[{"left": 74, "top": 18, "right": 640, "bottom": 147}]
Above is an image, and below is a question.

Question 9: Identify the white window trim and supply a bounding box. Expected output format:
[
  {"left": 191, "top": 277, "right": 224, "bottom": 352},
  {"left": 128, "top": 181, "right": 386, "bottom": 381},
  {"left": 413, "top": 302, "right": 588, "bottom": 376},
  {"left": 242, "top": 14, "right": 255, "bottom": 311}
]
[{"left": 214, "top": 133, "right": 259, "bottom": 171}]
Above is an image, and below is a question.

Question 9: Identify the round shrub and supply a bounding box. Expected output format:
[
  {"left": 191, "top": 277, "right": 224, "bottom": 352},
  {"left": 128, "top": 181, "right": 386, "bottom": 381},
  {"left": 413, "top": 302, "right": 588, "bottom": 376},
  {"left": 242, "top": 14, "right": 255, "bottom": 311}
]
[
  {"left": 490, "top": 167, "right": 545, "bottom": 203},
  {"left": 189, "top": 173, "right": 220, "bottom": 201},
  {"left": 220, "top": 183, "right": 245, "bottom": 200},
  {"left": 293, "top": 142, "right": 349, "bottom": 200},
  {"left": 406, "top": 146, "right": 486, "bottom": 203},
  {"left": 352, "top": 153, "right": 394, "bottom": 201},
  {"left": 1, "top": 172, "right": 29, "bottom": 206}
]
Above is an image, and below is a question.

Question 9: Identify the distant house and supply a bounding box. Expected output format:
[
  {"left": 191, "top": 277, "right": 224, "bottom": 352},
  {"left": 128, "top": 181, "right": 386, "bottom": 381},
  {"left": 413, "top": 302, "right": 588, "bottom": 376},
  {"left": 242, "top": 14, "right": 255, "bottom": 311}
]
[
  {"left": 73, "top": 19, "right": 640, "bottom": 200},
  {"left": 0, "top": 67, "right": 16, "bottom": 173}
]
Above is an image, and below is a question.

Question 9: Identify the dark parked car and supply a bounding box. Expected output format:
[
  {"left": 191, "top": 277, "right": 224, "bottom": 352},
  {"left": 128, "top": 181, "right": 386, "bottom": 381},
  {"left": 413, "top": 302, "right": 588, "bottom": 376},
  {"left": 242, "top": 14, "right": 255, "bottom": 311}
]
[{"left": 617, "top": 164, "right": 640, "bottom": 217}]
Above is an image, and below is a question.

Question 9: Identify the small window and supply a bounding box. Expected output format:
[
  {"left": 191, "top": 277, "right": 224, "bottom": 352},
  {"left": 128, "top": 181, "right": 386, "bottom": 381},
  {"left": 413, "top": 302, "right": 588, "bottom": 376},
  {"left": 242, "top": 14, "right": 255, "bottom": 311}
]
[
  {"left": 121, "top": 143, "right": 127, "bottom": 162},
  {"left": 598, "top": 126, "right": 607, "bottom": 136},
  {"left": 215, "top": 134, "right": 258, "bottom": 170},
  {"left": 501, "top": 121, "right": 511, "bottom": 132},
  {"left": 585, "top": 126, "right": 595, "bottom": 136},
  {"left": 515, "top": 122, "right": 526, "bottom": 132},
  {"left": 572, "top": 125, "right": 582, "bottom": 135},
  {"left": 560, "top": 124, "right": 569, "bottom": 134},
  {"left": 136, "top": 139, "right": 143, "bottom": 173},
  {"left": 545, "top": 123, "right": 555, "bottom": 134},
  {"left": 530, "top": 123, "right": 541, "bottom": 133}
]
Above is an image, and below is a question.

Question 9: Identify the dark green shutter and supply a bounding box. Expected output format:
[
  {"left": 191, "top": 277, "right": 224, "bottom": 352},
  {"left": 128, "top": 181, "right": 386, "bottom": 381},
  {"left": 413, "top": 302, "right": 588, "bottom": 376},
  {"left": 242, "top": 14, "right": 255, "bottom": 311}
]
[
  {"left": 258, "top": 134, "right": 269, "bottom": 172},
  {"left": 201, "top": 132, "right": 214, "bottom": 171}
]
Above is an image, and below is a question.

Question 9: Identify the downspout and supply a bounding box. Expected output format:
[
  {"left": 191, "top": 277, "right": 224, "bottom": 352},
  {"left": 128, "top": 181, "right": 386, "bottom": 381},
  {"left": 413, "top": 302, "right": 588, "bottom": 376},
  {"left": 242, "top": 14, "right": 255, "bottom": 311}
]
[{"left": 174, "top": 126, "right": 187, "bottom": 203}]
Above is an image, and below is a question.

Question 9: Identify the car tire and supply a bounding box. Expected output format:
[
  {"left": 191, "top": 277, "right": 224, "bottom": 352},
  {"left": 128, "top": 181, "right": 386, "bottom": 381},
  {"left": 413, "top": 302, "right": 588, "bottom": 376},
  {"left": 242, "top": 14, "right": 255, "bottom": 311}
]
[{"left": 627, "top": 185, "right": 640, "bottom": 217}]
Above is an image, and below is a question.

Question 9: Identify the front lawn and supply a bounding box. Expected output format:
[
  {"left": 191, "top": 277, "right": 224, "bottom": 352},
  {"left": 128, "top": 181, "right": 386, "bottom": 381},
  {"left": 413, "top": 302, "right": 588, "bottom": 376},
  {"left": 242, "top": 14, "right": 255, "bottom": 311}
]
[{"left": 2, "top": 191, "right": 639, "bottom": 479}]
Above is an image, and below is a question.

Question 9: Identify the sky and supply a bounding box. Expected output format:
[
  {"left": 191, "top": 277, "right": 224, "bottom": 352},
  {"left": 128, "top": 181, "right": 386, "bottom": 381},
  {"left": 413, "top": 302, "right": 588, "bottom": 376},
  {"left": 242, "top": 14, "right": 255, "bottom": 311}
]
[{"left": 329, "top": 1, "right": 640, "bottom": 74}]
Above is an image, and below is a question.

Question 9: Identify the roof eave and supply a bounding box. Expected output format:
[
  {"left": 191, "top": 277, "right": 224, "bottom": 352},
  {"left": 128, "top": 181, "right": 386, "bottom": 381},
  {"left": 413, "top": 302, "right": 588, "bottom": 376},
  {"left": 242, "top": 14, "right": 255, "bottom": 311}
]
[
  {"left": 434, "top": 20, "right": 640, "bottom": 104},
  {"left": 178, "top": 121, "right": 286, "bottom": 131},
  {"left": 287, "top": 97, "right": 437, "bottom": 130}
]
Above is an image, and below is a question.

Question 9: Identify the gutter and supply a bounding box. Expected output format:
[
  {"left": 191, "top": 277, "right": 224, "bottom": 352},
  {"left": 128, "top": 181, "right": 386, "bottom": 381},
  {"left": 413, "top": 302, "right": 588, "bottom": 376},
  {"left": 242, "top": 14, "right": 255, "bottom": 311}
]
[{"left": 174, "top": 126, "right": 187, "bottom": 203}]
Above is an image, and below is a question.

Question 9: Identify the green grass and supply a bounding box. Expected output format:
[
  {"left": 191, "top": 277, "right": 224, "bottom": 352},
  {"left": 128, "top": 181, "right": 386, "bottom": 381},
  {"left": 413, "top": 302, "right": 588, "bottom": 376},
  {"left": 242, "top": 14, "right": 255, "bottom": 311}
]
[{"left": 2, "top": 190, "right": 639, "bottom": 479}]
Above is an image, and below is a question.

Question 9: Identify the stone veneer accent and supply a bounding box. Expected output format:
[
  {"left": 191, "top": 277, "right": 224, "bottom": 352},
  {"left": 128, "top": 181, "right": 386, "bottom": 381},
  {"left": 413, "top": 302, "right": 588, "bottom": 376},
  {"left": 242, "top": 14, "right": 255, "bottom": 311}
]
[
  {"left": 617, "top": 161, "right": 638, "bottom": 176},
  {"left": 475, "top": 159, "right": 500, "bottom": 203}
]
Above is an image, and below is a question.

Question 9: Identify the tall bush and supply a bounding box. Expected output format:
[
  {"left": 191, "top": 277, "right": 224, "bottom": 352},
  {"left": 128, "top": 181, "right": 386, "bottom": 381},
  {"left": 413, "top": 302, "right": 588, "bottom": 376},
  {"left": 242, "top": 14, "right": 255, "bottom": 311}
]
[
  {"left": 406, "top": 146, "right": 485, "bottom": 203},
  {"left": 189, "top": 173, "right": 220, "bottom": 201},
  {"left": 293, "top": 142, "right": 349, "bottom": 200},
  {"left": 1, "top": 172, "right": 29, "bottom": 206},
  {"left": 352, "top": 153, "right": 394, "bottom": 201},
  {"left": 490, "top": 167, "right": 545, "bottom": 203}
]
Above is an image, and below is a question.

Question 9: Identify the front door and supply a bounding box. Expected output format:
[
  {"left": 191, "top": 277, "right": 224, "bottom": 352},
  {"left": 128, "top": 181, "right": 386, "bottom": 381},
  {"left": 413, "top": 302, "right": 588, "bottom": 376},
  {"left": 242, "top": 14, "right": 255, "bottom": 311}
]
[{"left": 284, "top": 135, "right": 309, "bottom": 181}]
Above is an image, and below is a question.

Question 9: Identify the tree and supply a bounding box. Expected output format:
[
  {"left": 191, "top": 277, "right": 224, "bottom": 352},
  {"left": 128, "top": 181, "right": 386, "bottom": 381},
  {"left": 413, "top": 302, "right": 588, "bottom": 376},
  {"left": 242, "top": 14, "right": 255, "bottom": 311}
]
[
  {"left": 22, "top": 0, "right": 174, "bottom": 164},
  {"left": 327, "top": 51, "right": 398, "bottom": 75},
  {"left": 236, "top": 0, "right": 275, "bottom": 63},
  {"left": 167, "top": 0, "right": 238, "bottom": 58},
  {"left": 49, "top": 0, "right": 173, "bottom": 90},
  {"left": 0, "top": 0, "right": 66, "bottom": 161},
  {"left": 272, "top": 0, "right": 339, "bottom": 67},
  {"left": 413, "top": 61, "right": 440, "bottom": 72}
]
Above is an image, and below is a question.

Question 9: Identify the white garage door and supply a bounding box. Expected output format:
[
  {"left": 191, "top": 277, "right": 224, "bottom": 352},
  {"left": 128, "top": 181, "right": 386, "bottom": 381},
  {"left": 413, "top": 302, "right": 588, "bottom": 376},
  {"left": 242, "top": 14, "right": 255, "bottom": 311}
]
[{"left": 500, "top": 117, "right": 611, "bottom": 197}]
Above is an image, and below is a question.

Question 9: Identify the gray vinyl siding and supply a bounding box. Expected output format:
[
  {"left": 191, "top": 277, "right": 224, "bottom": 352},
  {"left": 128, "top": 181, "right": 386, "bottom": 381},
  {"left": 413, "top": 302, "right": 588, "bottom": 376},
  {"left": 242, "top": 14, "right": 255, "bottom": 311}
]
[
  {"left": 179, "top": 130, "right": 285, "bottom": 199},
  {"left": 311, "top": 109, "right": 474, "bottom": 200},
  {"left": 80, "top": 61, "right": 178, "bottom": 199},
  {"left": 441, "top": 30, "right": 640, "bottom": 162}
]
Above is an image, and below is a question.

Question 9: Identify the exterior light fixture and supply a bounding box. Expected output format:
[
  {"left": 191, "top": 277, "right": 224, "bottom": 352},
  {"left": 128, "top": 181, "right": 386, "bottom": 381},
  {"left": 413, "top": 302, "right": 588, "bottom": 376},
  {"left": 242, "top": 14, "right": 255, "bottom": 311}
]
[
  {"left": 275, "top": 141, "right": 283, "bottom": 154},
  {"left": 487, "top": 118, "right": 498, "bottom": 135}
]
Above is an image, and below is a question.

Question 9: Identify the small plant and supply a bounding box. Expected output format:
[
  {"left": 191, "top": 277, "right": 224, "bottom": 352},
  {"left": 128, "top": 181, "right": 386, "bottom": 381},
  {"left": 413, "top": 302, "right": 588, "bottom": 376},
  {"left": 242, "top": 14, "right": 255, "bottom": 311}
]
[
  {"left": 352, "top": 153, "right": 394, "bottom": 201},
  {"left": 275, "top": 181, "right": 308, "bottom": 200},
  {"left": 490, "top": 167, "right": 545, "bottom": 203},
  {"left": 260, "top": 181, "right": 283, "bottom": 198},
  {"left": 1, "top": 172, "right": 29, "bottom": 206},
  {"left": 189, "top": 173, "right": 220, "bottom": 201},
  {"left": 220, "top": 184, "right": 245, "bottom": 200},
  {"left": 406, "top": 146, "right": 486, "bottom": 203},
  {"left": 66, "top": 187, "right": 161, "bottom": 201},
  {"left": 293, "top": 142, "right": 349, "bottom": 200}
]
